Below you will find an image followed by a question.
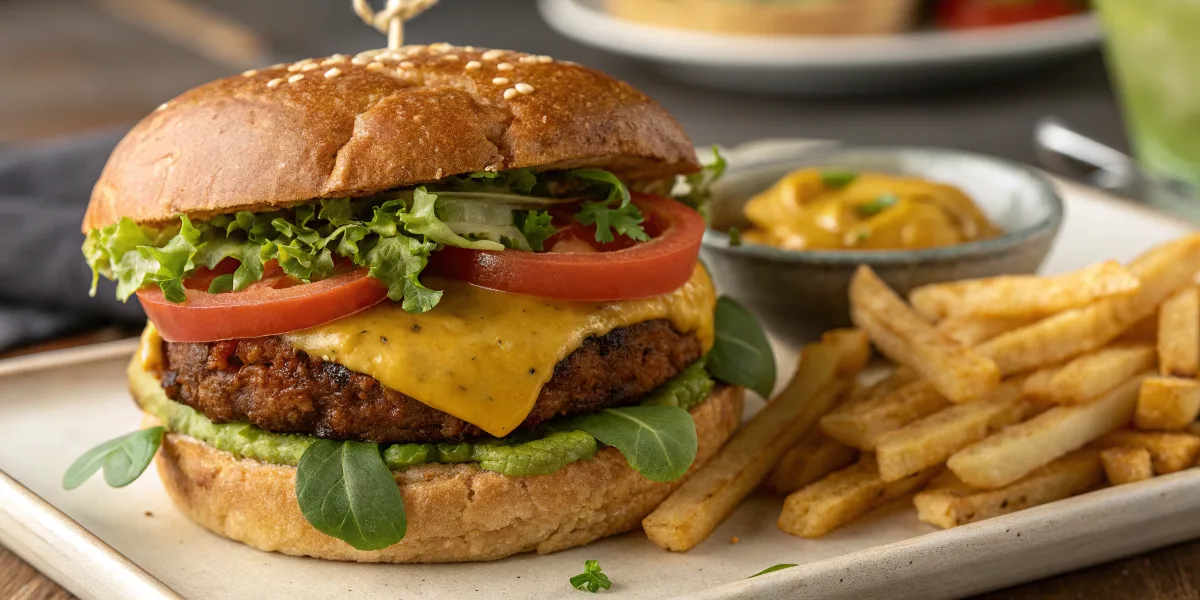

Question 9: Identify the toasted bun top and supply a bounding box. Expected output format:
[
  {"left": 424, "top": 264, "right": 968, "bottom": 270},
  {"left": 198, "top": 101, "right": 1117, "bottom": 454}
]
[{"left": 83, "top": 44, "right": 699, "bottom": 232}]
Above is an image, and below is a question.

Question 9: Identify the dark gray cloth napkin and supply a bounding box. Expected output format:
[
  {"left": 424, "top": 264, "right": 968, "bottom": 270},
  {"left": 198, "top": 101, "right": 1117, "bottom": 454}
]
[{"left": 0, "top": 128, "right": 146, "bottom": 351}]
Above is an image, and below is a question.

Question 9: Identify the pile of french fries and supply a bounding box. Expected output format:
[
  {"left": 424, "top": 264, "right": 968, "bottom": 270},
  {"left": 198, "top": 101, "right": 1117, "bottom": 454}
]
[{"left": 643, "top": 234, "right": 1200, "bottom": 550}]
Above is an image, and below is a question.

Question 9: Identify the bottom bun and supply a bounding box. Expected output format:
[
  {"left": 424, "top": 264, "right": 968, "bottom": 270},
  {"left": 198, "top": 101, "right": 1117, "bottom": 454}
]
[{"left": 151, "top": 385, "right": 743, "bottom": 563}]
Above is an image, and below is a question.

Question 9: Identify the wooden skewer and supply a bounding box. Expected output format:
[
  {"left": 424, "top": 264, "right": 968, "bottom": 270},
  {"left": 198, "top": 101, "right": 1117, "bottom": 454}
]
[{"left": 352, "top": 0, "right": 439, "bottom": 49}]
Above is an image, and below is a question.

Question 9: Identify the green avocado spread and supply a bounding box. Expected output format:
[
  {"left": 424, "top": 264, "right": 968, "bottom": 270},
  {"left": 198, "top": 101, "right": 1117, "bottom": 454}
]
[{"left": 130, "top": 355, "right": 714, "bottom": 477}]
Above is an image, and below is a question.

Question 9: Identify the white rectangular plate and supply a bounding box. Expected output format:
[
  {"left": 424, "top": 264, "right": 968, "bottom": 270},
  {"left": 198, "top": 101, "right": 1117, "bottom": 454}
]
[{"left": 1, "top": 178, "right": 1195, "bottom": 600}]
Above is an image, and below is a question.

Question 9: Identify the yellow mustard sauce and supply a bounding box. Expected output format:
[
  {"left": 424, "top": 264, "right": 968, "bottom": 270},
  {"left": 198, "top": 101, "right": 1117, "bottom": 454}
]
[
  {"left": 741, "top": 168, "right": 1001, "bottom": 251},
  {"left": 282, "top": 265, "right": 716, "bottom": 437}
]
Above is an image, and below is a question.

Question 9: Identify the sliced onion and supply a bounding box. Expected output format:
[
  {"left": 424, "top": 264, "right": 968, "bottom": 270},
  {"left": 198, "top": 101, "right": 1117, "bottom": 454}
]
[
  {"left": 445, "top": 223, "right": 531, "bottom": 251},
  {"left": 430, "top": 191, "right": 583, "bottom": 207}
]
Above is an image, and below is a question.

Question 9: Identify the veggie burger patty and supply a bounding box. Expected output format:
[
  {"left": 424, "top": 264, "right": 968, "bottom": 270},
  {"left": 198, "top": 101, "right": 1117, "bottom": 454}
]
[{"left": 159, "top": 319, "right": 703, "bottom": 444}]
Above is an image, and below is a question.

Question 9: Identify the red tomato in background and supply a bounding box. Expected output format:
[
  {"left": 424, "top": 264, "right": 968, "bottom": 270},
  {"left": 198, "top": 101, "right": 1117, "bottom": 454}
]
[{"left": 937, "top": 0, "right": 1087, "bottom": 29}]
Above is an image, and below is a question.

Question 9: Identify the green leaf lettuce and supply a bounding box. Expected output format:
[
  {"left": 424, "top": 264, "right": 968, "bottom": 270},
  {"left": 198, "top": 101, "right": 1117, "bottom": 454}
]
[{"left": 82, "top": 168, "right": 664, "bottom": 313}]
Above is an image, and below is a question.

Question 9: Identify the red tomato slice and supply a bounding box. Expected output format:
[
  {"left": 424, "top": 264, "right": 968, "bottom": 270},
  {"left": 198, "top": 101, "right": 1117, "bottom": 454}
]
[
  {"left": 138, "top": 267, "right": 387, "bottom": 342},
  {"left": 428, "top": 193, "right": 705, "bottom": 301},
  {"left": 937, "top": 0, "right": 1084, "bottom": 29}
]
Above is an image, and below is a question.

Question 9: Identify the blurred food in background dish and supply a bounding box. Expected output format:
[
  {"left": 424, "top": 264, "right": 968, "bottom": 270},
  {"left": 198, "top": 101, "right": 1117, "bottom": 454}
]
[
  {"left": 741, "top": 168, "right": 1001, "bottom": 251},
  {"left": 936, "top": 0, "right": 1090, "bottom": 30},
  {"left": 541, "top": 0, "right": 1101, "bottom": 95},
  {"left": 604, "top": 0, "right": 1089, "bottom": 36},
  {"left": 604, "top": 0, "right": 919, "bottom": 36}
]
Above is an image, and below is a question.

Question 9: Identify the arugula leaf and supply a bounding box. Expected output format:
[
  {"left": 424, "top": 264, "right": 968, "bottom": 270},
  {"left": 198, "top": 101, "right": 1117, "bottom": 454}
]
[
  {"left": 749, "top": 564, "right": 797, "bottom": 578},
  {"left": 576, "top": 201, "right": 649, "bottom": 244},
  {"left": 514, "top": 210, "right": 557, "bottom": 251},
  {"left": 856, "top": 192, "right": 899, "bottom": 217},
  {"left": 820, "top": 170, "right": 858, "bottom": 189},
  {"left": 674, "top": 145, "right": 726, "bottom": 216},
  {"left": 567, "top": 169, "right": 632, "bottom": 207},
  {"left": 707, "top": 295, "right": 776, "bottom": 398},
  {"left": 558, "top": 406, "right": 697, "bottom": 482},
  {"left": 570, "top": 559, "right": 612, "bottom": 593},
  {"left": 63, "top": 427, "right": 164, "bottom": 490},
  {"left": 295, "top": 440, "right": 407, "bottom": 551}
]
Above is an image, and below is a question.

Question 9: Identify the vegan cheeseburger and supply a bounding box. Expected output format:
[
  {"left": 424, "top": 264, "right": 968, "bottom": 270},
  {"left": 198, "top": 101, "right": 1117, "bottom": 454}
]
[{"left": 65, "top": 44, "right": 773, "bottom": 562}]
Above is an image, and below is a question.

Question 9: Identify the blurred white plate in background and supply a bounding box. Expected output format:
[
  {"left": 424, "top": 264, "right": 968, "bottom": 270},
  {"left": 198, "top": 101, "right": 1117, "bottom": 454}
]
[{"left": 539, "top": 0, "right": 1102, "bottom": 95}]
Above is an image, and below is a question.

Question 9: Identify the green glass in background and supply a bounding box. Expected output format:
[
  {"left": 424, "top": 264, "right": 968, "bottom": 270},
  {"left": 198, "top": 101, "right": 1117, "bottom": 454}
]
[{"left": 1095, "top": 0, "right": 1200, "bottom": 210}]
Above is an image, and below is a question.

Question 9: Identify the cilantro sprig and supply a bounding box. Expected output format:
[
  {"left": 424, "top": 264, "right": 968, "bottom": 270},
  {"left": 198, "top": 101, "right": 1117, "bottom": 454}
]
[
  {"left": 568, "top": 168, "right": 649, "bottom": 243},
  {"left": 576, "top": 202, "right": 648, "bottom": 244},
  {"left": 673, "top": 145, "right": 726, "bottom": 217},
  {"left": 570, "top": 559, "right": 612, "bottom": 593},
  {"left": 515, "top": 210, "right": 557, "bottom": 251}
]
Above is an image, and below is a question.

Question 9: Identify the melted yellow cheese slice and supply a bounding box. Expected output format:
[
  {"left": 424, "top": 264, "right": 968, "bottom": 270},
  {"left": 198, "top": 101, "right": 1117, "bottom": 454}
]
[
  {"left": 139, "top": 321, "right": 164, "bottom": 371},
  {"left": 283, "top": 265, "right": 716, "bottom": 437}
]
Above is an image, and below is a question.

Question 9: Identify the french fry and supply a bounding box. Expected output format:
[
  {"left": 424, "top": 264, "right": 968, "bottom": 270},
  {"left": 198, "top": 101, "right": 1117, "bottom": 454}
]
[
  {"left": 763, "top": 430, "right": 858, "bottom": 495},
  {"left": 1099, "top": 446, "right": 1153, "bottom": 485},
  {"left": 948, "top": 374, "right": 1146, "bottom": 488},
  {"left": 1158, "top": 287, "right": 1199, "bottom": 378},
  {"left": 850, "top": 266, "right": 1000, "bottom": 403},
  {"left": 1093, "top": 430, "right": 1200, "bottom": 474},
  {"left": 914, "top": 450, "right": 1103, "bottom": 529},
  {"left": 1135, "top": 377, "right": 1200, "bottom": 431},
  {"left": 820, "top": 380, "right": 950, "bottom": 451},
  {"left": 850, "top": 306, "right": 917, "bottom": 371},
  {"left": 977, "top": 234, "right": 1200, "bottom": 375},
  {"left": 821, "top": 328, "right": 872, "bottom": 377},
  {"left": 1023, "top": 344, "right": 1157, "bottom": 404},
  {"left": 937, "top": 315, "right": 1039, "bottom": 347},
  {"left": 909, "top": 261, "right": 1140, "bottom": 320},
  {"left": 777, "top": 457, "right": 937, "bottom": 538},
  {"left": 1188, "top": 422, "right": 1200, "bottom": 438},
  {"left": 841, "top": 366, "right": 919, "bottom": 411},
  {"left": 642, "top": 338, "right": 856, "bottom": 552},
  {"left": 875, "top": 381, "right": 1032, "bottom": 482},
  {"left": 1119, "top": 312, "right": 1159, "bottom": 344}
]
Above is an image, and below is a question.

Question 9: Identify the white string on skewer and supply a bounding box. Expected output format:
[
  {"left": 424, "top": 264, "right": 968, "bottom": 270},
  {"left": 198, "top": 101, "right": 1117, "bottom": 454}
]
[{"left": 351, "top": 0, "right": 439, "bottom": 49}]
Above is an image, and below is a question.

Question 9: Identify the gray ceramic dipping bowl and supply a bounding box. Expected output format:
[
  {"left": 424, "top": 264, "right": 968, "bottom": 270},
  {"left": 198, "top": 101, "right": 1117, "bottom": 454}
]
[{"left": 701, "top": 145, "right": 1064, "bottom": 347}]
